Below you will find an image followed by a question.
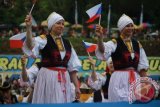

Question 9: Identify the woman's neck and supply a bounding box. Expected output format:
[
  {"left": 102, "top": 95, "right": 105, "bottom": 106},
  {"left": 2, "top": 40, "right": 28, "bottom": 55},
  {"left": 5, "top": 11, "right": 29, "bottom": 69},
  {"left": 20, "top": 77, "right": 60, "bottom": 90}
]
[
  {"left": 120, "top": 34, "right": 131, "bottom": 40},
  {"left": 50, "top": 32, "right": 61, "bottom": 38}
]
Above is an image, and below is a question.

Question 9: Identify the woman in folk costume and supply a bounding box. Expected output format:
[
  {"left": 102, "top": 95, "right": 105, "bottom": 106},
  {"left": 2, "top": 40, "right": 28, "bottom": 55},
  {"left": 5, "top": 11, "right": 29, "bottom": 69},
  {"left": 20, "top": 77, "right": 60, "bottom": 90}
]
[
  {"left": 23, "top": 12, "right": 81, "bottom": 104},
  {"left": 95, "top": 14, "right": 149, "bottom": 102}
]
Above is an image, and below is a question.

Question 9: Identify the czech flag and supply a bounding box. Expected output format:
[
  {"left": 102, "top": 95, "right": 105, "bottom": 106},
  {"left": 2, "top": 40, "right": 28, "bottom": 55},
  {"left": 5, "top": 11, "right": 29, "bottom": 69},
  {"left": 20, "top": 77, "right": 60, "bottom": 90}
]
[
  {"left": 9, "top": 32, "right": 26, "bottom": 48},
  {"left": 86, "top": 3, "right": 102, "bottom": 23},
  {"left": 82, "top": 40, "right": 97, "bottom": 53},
  {"left": 88, "top": 24, "right": 96, "bottom": 29}
]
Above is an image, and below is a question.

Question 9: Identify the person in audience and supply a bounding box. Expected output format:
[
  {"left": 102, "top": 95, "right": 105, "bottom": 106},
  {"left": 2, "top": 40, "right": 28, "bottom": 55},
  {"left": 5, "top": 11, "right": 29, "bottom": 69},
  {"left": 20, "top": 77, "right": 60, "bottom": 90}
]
[
  {"left": 87, "top": 56, "right": 114, "bottom": 102},
  {"left": 0, "top": 81, "right": 18, "bottom": 104}
]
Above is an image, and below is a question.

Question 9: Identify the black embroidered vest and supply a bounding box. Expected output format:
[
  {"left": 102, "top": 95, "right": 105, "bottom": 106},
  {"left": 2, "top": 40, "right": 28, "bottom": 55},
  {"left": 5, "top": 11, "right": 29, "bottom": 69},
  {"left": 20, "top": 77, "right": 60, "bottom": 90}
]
[
  {"left": 111, "top": 37, "right": 140, "bottom": 70},
  {"left": 40, "top": 35, "right": 71, "bottom": 67}
]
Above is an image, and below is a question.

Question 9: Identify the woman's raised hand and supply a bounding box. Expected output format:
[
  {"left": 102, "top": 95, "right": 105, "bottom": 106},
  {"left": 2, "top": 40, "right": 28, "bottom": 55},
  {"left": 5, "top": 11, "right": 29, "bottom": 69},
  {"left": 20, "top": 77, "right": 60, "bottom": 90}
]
[
  {"left": 25, "top": 15, "right": 32, "bottom": 27},
  {"left": 95, "top": 24, "right": 103, "bottom": 38}
]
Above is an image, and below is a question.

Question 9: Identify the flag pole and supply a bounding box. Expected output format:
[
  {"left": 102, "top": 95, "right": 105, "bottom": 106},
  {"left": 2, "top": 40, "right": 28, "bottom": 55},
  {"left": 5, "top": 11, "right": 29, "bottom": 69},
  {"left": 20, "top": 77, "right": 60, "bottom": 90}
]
[
  {"left": 75, "top": 0, "right": 78, "bottom": 25},
  {"left": 29, "top": 0, "right": 37, "bottom": 15},
  {"left": 87, "top": 51, "right": 91, "bottom": 57},
  {"left": 29, "top": 3, "right": 35, "bottom": 15},
  {"left": 87, "top": 51, "right": 95, "bottom": 72},
  {"left": 139, "top": 3, "right": 143, "bottom": 25},
  {"left": 107, "top": 4, "right": 111, "bottom": 37},
  {"left": 86, "top": 48, "right": 92, "bottom": 71},
  {"left": 98, "top": 15, "right": 101, "bottom": 25}
]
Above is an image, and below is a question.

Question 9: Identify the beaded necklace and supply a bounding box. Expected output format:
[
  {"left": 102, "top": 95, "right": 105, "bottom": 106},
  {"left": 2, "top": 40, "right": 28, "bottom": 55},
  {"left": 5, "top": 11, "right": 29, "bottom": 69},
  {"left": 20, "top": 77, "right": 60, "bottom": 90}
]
[{"left": 120, "top": 35, "right": 135, "bottom": 59}]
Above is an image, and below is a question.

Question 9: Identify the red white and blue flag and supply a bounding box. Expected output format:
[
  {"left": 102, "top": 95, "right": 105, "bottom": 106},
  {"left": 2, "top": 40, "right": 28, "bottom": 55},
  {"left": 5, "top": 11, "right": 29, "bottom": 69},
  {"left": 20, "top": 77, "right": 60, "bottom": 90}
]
[
  {"left": 86, "top": 3, "right": 102, "bottom": 23},
  {"left": 82, "top": 40, "right": 97, "bottom": 53},
  {"left": 87, "top": 24, "right": 96, "bottom": 29},
  {"left": 9, "top": 32, "right": 26, "bottom": 48}
]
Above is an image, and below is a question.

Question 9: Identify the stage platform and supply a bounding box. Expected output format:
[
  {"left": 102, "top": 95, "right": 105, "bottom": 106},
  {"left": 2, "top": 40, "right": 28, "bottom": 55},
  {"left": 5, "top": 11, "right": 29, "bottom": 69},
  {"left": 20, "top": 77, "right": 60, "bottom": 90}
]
[{"left": 1, "top": 100, "right": 160, "bottom": 107}]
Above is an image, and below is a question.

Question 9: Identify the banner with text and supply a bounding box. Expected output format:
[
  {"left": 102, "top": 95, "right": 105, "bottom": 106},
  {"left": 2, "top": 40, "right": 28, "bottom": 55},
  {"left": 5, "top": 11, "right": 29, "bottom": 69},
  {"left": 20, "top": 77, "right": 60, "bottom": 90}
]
[{"left": 0, "top": 55, "right": 159, "bottom": 75}]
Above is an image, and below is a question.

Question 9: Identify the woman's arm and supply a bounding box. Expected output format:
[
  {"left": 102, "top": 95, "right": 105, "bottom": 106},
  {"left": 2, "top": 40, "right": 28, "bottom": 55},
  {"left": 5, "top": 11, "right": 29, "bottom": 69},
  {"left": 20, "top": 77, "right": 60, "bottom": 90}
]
[
  {"left": 137, "top": 44, "right": 149, "bottom": 76},
  {"left": 21, "top": 55, "right": 29, "bottom": 82},
  {"left": 95, "top": 25, "right": 105, "bottom": 53},
  {"left": 67, "top": 47, "right": 81, "bottom": 99},
  {"left": 89, "top": 56, "right": 97, "bottom": 82},
  {"left": 25, "top": 15, "right": 34, "bottom": 50},
  {"left": 70, "top": 71, "right": 81, "bottom": 99}
]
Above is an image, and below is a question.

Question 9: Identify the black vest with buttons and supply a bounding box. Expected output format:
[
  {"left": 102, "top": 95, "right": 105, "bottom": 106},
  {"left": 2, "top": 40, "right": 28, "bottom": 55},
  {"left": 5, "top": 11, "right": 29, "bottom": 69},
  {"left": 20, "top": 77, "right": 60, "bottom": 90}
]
[
  {"left": 111, "top": 37, "right": 140, "bottom": 70},
  {"left": 40, "top": 34, "right": 71, "bottom": 67}
]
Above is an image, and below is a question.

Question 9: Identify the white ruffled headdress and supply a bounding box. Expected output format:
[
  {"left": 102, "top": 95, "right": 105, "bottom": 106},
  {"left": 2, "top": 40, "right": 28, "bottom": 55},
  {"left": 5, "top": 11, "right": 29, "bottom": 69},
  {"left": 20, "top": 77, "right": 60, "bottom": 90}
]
[
  {"left": 117, "top": 14, "right": 134, "bottom": 31},
  {"left": 47, "top": 12, "right": 64, "bottom": 30}
]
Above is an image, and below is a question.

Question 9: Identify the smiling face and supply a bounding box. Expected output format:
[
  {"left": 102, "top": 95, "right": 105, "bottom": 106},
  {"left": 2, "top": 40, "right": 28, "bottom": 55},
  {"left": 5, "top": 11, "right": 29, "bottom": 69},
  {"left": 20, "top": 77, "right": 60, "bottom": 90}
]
[
  {"left": 50, "top": 20, "right": 64, "bottom": 36},
  {"left": 121, "top": 23, "right": 134, "bottom": 38}
]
